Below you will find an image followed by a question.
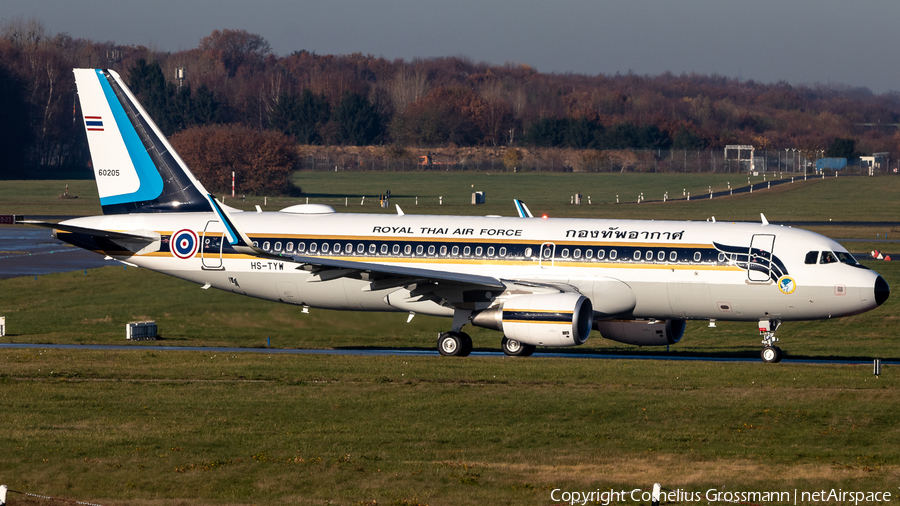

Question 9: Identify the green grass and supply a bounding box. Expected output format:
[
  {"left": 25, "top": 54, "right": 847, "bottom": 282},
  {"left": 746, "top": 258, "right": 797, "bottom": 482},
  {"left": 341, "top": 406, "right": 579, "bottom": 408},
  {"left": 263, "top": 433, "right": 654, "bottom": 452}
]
[
  {"left": 2, "top": 351, "right": 900, "bottom": 505},
  {"left": 4, "top": 172, "right": 900, "bottom": 224}
]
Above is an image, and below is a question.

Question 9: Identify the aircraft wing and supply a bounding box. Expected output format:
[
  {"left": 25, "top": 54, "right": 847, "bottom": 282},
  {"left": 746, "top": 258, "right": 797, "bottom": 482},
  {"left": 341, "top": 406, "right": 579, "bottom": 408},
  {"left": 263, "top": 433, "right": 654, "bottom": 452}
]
[
  {"left": 205, "top": 196, "right": 506, "bottom": 307},
  {"left": 287, "top": 253, "right": 504, "bottom": 290}
]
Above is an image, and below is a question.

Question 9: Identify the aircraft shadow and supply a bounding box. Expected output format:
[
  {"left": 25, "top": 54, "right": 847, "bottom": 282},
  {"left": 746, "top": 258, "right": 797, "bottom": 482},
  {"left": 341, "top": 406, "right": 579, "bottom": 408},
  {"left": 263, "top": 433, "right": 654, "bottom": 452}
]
[{"left": 334, "top": 345, "right": 898, "bottom": 362}]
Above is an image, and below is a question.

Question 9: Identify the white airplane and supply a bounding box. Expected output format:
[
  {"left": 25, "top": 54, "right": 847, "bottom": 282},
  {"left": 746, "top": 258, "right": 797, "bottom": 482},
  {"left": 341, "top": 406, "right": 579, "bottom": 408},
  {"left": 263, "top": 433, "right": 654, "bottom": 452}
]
[{"left": 18, "top": 69, "right": 891, "bottom": 362}]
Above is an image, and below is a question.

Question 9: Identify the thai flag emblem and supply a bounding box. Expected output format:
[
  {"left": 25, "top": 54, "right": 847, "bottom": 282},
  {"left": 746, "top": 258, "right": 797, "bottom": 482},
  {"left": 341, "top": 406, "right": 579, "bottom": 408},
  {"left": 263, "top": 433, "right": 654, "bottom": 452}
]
[{"left": 85, "top": 116, "right": 104, "bottom": 131}]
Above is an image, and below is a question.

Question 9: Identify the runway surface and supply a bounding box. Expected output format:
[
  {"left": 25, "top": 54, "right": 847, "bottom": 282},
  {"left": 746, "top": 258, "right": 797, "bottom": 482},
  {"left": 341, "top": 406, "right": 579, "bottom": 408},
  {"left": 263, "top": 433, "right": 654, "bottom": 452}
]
[{"left": 0, "top": 342, "right": 889, "bottom": 365}]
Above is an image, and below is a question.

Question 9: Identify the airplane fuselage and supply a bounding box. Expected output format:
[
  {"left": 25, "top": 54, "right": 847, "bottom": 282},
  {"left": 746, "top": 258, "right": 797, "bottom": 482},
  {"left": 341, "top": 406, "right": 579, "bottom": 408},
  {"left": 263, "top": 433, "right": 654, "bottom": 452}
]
[{"left": 56, "top": 208, "right": 885, "bottom": 324}]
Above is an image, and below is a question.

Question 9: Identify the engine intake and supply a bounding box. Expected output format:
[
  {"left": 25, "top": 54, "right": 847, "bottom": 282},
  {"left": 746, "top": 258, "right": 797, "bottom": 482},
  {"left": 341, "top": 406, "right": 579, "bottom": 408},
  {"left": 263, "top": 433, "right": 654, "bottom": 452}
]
[
  {"left": 595, "top": 319, "right": 686, "bottom": 346},
  {"left": 472, "top": 293, "right": 592, "bottom": 347}
]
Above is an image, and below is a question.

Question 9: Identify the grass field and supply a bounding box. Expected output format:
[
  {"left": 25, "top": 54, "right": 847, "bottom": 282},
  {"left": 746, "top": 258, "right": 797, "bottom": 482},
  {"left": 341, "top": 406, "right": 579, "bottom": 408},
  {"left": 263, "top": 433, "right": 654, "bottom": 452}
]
[{"left": 0, "top": 173, "right": 898, "bottom": 505}]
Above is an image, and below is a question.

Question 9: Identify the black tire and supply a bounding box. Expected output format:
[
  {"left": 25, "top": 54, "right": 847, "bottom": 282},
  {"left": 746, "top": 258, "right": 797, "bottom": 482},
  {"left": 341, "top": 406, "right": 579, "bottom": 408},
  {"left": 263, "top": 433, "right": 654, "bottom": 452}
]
[
  {"left": 761, "top": 345, "right": 782, "bottom": 363},
  {"left": 438, "top": 332, "right": 471, "bottom": 357},
  {"left": 501, "top": 336, "right": 536, "bottom": 357},
  {"left": 458, "top": 332, "right": 473, "bottom": 357}
]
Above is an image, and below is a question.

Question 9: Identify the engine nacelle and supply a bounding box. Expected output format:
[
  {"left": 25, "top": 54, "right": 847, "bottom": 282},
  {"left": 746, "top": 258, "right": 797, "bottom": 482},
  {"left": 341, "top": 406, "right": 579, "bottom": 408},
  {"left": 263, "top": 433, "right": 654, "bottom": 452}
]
[
  {"left": 595, "top": 319, "right": 686, "bottom": 346},
  {"left": 472, "top": 293, "right": 593, "bottom": 347}
]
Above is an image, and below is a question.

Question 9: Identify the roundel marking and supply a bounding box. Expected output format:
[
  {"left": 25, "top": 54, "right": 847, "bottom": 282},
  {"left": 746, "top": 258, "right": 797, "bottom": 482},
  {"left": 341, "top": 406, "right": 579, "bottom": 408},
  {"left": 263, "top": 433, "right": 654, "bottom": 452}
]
[
  {"left": 171, "top": 229, "right": 199, "bottom": 259},
  {"left": 777, "top": 276, "right": 796, "bottom": 294}
]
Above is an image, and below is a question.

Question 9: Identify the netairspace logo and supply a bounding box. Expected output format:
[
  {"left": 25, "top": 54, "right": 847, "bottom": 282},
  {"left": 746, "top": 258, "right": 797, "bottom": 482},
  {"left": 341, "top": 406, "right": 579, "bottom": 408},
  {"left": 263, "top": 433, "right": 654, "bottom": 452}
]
[{"left": 550, "top": 487, "right": 893, "bottom": 505}]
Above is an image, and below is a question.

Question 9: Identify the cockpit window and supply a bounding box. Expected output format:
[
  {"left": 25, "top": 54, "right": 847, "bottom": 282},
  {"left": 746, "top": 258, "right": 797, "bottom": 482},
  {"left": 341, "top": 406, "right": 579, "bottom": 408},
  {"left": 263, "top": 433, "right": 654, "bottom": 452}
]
[
  {"left": 804, "top": 251, "right": 819, "bottom": 264},
  {"left": 820, "top": 251, "right": 838, "bottom": 264},
  {"left": 835, "top": 251, "right": 859, "bottom": 266}
]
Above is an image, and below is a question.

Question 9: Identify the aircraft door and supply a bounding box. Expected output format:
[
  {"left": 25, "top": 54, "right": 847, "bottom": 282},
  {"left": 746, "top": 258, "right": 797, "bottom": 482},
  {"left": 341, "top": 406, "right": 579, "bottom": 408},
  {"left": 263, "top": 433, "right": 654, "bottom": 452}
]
[
  {"left": 540, "top": 242, "right": 555, "bottom": 268},
  {"left": 748, "top": 234, "right": 775, "bottom": 282},
  {"left": 202, "top": 220, "right": 225, "bottom": 270}
]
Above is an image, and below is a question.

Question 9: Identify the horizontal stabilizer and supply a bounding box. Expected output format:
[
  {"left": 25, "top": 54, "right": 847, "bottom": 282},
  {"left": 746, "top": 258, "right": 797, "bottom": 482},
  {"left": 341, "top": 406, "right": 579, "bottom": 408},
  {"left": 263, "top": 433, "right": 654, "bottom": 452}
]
[{"left": 19, "top": 219, "right": 161, "bottom": 255}]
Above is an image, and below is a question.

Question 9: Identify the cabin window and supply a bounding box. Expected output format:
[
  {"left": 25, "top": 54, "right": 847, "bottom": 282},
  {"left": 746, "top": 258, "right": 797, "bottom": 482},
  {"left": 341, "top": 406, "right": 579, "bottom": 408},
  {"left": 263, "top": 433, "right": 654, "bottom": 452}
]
[
  {"left": 475, "top": 246, "right": 483, "bottom": 256},
  {"left": 368, "top": 244, "right": 376, "bottom": 254},
  {"left": 499, "top": 247, "right": 507, "bottom": 257},
  {"left": 392, "top": 244, "right": 401, "bottom": 255},
  {"left": 484, "top": 246, "right": 493, "bottom": 256},
  {"left": 820, "top": 251, "right": 838, "bottom": 264},
  {"left": 573, "top": 248, "right": 582, "bottom": 259},
  {"left": 321, "top": 243, "right": 330, "bottom": 254},
  {"left": 286, "top": 242, "right": 294, "bottom": 252},
  {"left": 345, "top": 243, "right": 352, "bottom": 253},
  {"left": 297, "top": 242, "right": 306, "bottom": 253},
  {"left": 309, "top": 243, "right": 318, "bottom": 253},
  {"left": 669, "top": 251, "right": 677, "bottom": 262},
  {"left": 609, "top": 250, "right": 617, "bottom": 260},
  {"left": 542, "top": 247, "right": 552, "bottom": 258},
  {"left": 693, "top": 251, "right": 702, "bottom": 262},
  {"left": 597, "top": 249, "right": 606, "bottom": 260},
  {"left": 561, "top": 248, "right": 570, "bottom": 258},
  {"left": 645, "top": 250, "right": 653, "bottom": 261},
  {"left": 717, "top": 252, "right": 726, "bottom": 262},
  {"left": 805, "top": 251, "right": 819, "bottom": 264},
  {"left": 332, "top": 243, "right": 341, "bottom": 254},
  {"left": 657, "top": 251, "right": 665, "bottom": 262},
  {"left": 357, "top": 243, "right": 365, "bottom": 254},
  {"left": 440, "top": 245, "right": 448, "bottom": 256},
  {"left": 416, "top": 245, "right": 424, "bottom": 255},
  {"left": 404, "top": 244, "right": 412, "bottom": 255},
  {"left": 452, "top": 245, "right": 460, "bottom": 256},
  {"left": 274, "top": 242, "right": 282, "bottom": 252},
  {"left": 633, "top": 250, "right": 642, "bottom": 261},
  {"left": 380, "top": 244, "right": 388, "bottom": 255},
  {"left": 463, "top": 246, "right": 471, "bottom": 256},
  {"left": 428, "top": 245, "right": 436, "bottom": 256},
  {"left": 524, "top": 247, "right": 533, "bottom": 257},
  {"left": 585, "top": 249, "right": 594, "bottom": 260},
  {"left": 263, "top": 241, "right": 271, "bottom": 251}
]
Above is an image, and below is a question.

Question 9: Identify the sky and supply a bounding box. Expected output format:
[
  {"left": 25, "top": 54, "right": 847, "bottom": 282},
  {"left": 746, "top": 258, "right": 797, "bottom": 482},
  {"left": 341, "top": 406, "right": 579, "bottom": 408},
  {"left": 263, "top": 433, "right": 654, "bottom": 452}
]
[{"left": 5, "top": 0, "right": 900, "bottom": 94}]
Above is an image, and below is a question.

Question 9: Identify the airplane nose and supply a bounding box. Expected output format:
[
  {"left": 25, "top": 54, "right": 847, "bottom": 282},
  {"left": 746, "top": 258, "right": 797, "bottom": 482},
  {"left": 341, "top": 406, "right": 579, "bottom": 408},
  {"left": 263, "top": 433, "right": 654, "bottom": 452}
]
[{"left": 875, "top": 275, "right": 890, "bottom": 307}]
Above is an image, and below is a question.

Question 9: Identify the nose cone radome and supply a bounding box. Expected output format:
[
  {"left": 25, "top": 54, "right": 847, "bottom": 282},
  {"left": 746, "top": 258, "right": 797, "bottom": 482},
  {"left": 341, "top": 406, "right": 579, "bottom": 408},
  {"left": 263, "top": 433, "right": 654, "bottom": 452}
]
[{"left": 875, "top": 275, "right": 890, "bottom": 307}]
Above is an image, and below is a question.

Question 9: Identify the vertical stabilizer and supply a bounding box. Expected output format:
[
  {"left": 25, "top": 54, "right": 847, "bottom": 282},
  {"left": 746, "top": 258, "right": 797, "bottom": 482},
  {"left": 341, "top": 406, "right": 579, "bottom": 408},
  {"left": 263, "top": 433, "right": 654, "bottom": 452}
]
[{"left": 73, "top": 68, "right": 211, "bottom": 215}]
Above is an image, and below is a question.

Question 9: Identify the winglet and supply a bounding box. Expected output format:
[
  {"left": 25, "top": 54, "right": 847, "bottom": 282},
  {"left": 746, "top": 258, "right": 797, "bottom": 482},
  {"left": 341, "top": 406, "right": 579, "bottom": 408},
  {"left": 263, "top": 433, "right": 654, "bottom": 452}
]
[{"left": 513, "top": 199, "right": 533, "bottom": 218}]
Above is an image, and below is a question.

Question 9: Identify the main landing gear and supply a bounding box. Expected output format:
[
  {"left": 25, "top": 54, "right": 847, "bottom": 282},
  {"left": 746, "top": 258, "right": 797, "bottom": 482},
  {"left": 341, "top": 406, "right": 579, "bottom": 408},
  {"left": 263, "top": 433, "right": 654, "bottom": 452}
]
[
  {"left": 501, "top": 336, "right": 535, "bottom": 357},
  {"left": 437, "top": 309, "right": 474, "bottom": 357},
  {"left": 437, "top": 331, "right": 473, "bottom": 357},
  {"left": 759, "top": 319, "right": 783, "bottom": 363}
]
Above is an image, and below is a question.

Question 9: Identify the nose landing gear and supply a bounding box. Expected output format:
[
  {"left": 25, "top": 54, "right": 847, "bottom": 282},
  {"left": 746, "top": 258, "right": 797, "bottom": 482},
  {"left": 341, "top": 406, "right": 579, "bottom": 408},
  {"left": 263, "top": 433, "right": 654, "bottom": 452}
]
[{"left": 759, "top": 319, "right": 782, "bottom": 363}]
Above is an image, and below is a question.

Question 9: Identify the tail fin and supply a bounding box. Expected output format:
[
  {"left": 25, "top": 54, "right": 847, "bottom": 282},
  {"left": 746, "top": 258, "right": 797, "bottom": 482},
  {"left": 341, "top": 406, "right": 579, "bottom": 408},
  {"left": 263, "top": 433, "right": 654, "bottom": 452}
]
[{"left": 73, "top": 68, "right": 211, "bottom": 215}]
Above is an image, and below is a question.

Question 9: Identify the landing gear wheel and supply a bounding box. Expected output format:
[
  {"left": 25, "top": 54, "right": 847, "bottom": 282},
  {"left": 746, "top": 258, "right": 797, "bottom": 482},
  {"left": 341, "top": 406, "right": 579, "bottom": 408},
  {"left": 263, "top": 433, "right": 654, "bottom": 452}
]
[
  {"left": 761, "top": 346, "right": 782, "bottom": 363},
  {"left": 438, "top": 332, "right": 472, "bottom": 357},
  {"left": 501, "top": 337, "right": 536, "bottom": 357}
]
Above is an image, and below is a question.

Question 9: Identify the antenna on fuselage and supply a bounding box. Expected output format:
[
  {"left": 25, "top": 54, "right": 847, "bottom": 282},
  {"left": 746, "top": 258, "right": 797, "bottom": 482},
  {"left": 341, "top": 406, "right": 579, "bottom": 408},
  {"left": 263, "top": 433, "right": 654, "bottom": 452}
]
[{"left": 760, "top": 213, "right": 769, "bottom": 226}]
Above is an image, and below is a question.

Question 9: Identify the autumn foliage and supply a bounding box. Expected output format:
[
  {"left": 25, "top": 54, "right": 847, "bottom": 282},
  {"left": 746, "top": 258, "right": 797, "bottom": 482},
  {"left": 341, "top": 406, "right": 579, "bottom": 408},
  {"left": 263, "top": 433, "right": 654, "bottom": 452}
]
[
  {"left": 4, "top": 17, "right": 900, "bottom": 178},
  {"left": 170, "top": 125, "right": 298, "bottom": 196}
]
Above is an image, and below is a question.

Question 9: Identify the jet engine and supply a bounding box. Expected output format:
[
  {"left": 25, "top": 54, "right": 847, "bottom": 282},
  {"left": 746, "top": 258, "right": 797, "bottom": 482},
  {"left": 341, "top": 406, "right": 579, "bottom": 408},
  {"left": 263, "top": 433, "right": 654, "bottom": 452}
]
[
  {"left": 595, "top": 319, "right": 686, "bottom": 346},
  {"left": 472, "top": 293, "right": 593, "bottom": 347}
]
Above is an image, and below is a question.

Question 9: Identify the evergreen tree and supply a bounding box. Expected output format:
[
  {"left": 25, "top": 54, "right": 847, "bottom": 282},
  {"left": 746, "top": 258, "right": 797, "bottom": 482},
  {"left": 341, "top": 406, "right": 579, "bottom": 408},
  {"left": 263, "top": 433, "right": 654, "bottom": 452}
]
[
  {"left": 0, "top": 63, "right": 33, "bottom": 177},
  {"left": 333, "top": 91, "right": 381, "bottom": 145}
]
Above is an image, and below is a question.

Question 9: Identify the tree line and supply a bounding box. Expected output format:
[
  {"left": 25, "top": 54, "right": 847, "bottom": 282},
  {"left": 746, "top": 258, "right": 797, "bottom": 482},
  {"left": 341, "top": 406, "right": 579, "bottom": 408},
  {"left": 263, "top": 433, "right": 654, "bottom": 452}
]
[{"left": 1, "top": 17, "right": 898, "bottom": 181}]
